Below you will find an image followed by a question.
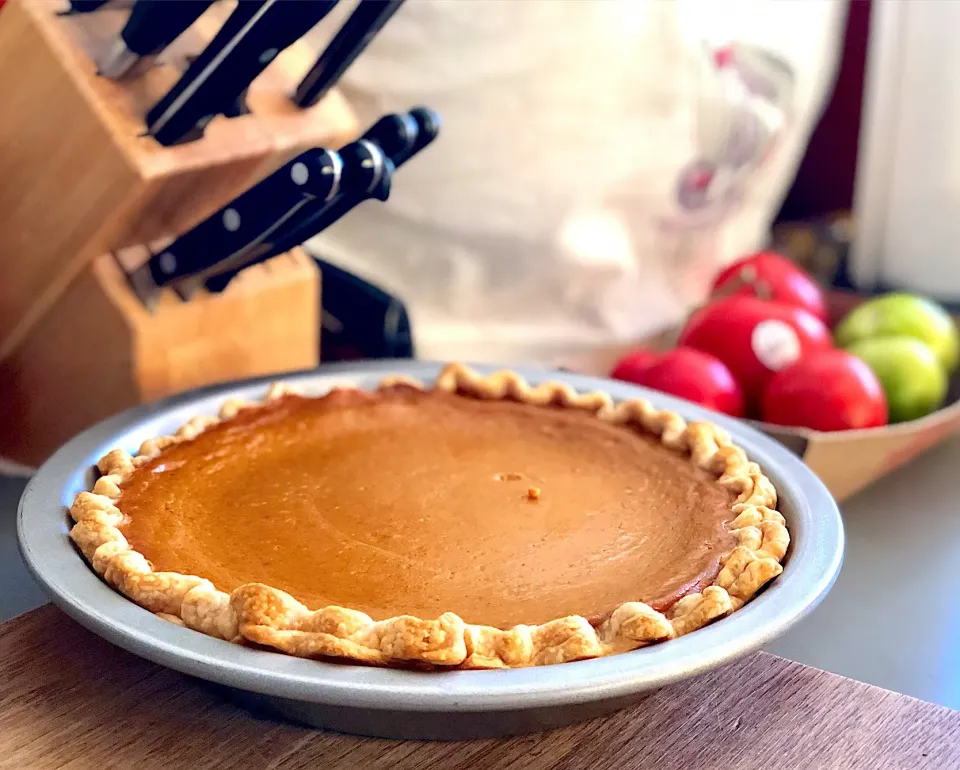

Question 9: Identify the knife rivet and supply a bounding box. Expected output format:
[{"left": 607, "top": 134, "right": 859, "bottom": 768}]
[
  {"left": 158, "top": 252, "right": 177, "bottom": 275},
  {"left": 222, "top": 209, "right": 241, "bottom": 232},
  {"left": 291, "top": 162, "right": 310, "bottom": 186},
  {"left": 259, "top": 48, "right": 279, "bottom": 65}
]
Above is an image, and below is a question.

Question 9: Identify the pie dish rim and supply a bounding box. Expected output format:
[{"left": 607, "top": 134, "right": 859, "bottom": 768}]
[
  {"left": 17, "top": 360, "right": 843, "bottom": 719},
  {"left": 67, "top": 363, "right": 789, "bottom": 669}
]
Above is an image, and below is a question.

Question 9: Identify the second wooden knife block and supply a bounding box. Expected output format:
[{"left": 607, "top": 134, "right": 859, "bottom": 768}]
[
  {"left": 0, "top": 247, "right": 320, "bottom": 467},
  {"left": 0, "top": 0, "right": 357, "bottom": 361}
]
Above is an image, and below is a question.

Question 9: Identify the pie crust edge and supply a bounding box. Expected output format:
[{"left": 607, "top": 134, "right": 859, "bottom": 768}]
[{"left": 68, "top": 363, "right": 790, "bottom": 669}]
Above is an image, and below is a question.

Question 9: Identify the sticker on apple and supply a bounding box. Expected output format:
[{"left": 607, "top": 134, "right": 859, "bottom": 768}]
[{"left": 751, "top": 319, "right": 801, "bottom": 371}]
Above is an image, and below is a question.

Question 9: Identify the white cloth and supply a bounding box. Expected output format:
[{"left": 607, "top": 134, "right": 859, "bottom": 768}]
[{"left": 306, "top": 0, "right": 848, "bottom": 363}]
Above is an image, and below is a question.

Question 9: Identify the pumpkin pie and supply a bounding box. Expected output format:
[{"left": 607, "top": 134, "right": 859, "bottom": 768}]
[{"left": 69, "top": 364, "right": 789, "bottom": 669}]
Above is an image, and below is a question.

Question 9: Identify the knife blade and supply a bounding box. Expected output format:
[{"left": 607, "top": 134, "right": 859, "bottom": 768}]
[
  {"left": 98, "top": 0, "right": 216, "bottom": 80},
  {"left": 200, "top": 106, "right": 438, "bottom": 294},
  {"left": 196, "top": 138, "right": 393, "bottom": 296},
  {"left": 293, "top": 0, "right": 405, "bottom": 108},
  {"left": 145, "top": 0, "right": 340, "bottom": 147},
  {"left": 125, "top": 147, "right": 343, "bottom": 309}
]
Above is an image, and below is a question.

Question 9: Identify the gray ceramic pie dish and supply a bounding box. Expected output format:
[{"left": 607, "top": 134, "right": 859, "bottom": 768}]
[{"left": 18, "top": 361, "right": 844, "bottom": 740}]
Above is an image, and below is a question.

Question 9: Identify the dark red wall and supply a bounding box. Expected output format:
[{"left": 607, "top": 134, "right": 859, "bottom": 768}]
[{"left": 777, "top": 1, "right": 872, "bottom": 222}]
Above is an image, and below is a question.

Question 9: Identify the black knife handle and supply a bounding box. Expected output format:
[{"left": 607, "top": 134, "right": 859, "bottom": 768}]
[
  {"left": 202, "top": 140, "right": 392, "bottom": 294},
  {"left": 99, "top": 0, "right": 216, "bottom": 79},
  {"left": 147, "top": 148, "right": 342, "bottom": 287},
  {"left": 407, "top": 106, "right": 441, "bottom": 156},
  {"left": 247, "top": 105, "right": 439, "bottom": 262},
  {"left": 254, "top": 134, "right": 403, "bottom": 267},
  {"left": 337, "top": 139, "right": 392, "bottom": 198},
  {"left": 270, "top": 157, "right": 394, "bottom": 255},
  {"left": 209, "top": 109, "right": 420, "bottom": 287},
  {"left": 202, "top": 106, "right": 439, "bottom": 294},
  {"left": 277, "top": 151, "right": 394, "bottom": 246},
  {"left": 294, "top": 0, "right": 406, "bottom": 108},
  {"left": 145, "top": 0, "right": 266, "bottom": 142},
  {"left": 66, "top": 0, "right": 110, "bottom": 13},
  {"left": 147, "top": 0, "right": 339, "bottom": 146},
  {"left": 280, "top": 106, "right": 439, "bottom": 247},
  {"left": 122, "top": 0, "right": 215, "bottom": 55},
  {"left": 360, "top": 112, "right": 419, "bottom": 163}
]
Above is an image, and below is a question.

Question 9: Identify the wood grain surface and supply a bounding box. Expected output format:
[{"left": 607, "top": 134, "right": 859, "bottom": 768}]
[
  {"left": 0, "top": 0, "right": 356, "bottom": 362},
  {"left": 0, "top": 247, "right": 319, "bottom": 466},
  {"left": 2, "top": 606, "right": 958, "bottom": 769}
]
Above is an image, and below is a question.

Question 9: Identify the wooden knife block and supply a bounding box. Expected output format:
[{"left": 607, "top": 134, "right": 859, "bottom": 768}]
[
  {"left": 0, "top": 247, "right": 320, "bottom": 467},
  {"left": 0, "top": 0, "right": 357, "bottom": 361}
]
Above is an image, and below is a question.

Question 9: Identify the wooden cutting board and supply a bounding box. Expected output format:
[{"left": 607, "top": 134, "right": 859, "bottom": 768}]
[{"left": 1, "top": 605, "right": 958, "bottom": 769}]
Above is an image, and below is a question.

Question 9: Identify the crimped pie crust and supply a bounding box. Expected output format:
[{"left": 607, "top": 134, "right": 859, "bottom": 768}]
[{"left": 69, "top": 364, "right": 789, "bottom": 669}]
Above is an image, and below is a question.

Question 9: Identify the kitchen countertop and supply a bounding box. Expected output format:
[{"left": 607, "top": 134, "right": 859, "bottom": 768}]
[
  {"left": 764, "top": 433, "right": 960, "bottom": 709},
  {"left": 3, "top": 436, "right": 960, "bottom": 710},
  {"left": 0, "top": 473, "right": 45, "bottom": 621},
  {"left": 3, "top": 606, "right": 959, "bottom": 769}
]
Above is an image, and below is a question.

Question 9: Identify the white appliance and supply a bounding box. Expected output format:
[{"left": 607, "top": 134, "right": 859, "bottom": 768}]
[{"left": 852, "top": 0, "right": 960, "bottom": 302}]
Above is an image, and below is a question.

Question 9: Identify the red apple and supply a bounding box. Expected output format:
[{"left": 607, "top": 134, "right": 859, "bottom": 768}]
[
  {"left": 678, "top": 296, "right": 832, "bottom": 403},
  {"left": 610, "top": 348, "right": 659, "bottom": 384},
  {"left": 761, "top": 349, "right": 888, "bottom": 431},
  {"left": 611, "top": 346, "right": 745, "bottom": 417},
  {"left": 712, "top": 251, "right": 829, "bottom": 325}
]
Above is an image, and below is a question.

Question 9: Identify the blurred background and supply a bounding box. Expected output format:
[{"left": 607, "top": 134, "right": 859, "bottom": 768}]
[{"left": 305, "top": 0, "right": 851, "bottom": 363}]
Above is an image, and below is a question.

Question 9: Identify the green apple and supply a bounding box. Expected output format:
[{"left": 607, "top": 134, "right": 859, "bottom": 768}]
[
  {"left": 835, "top": 293, "right": 959, "bottom": 373},
  {"left": 845, "top": 336, "right": 948, "bottom": 422}
]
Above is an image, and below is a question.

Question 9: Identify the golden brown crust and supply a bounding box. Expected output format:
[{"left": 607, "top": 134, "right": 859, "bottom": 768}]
[{"left": 69, "top": 363, "right": 788, "bottom": 669}]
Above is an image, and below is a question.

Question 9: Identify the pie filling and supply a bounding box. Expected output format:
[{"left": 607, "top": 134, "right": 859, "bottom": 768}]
[{"left": 117, "top": 385, "right": 738, "bottom": 630}]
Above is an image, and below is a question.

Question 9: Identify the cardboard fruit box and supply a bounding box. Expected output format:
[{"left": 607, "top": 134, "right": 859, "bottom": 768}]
[{"left": 560, "top": 291, "right": 960, "bottom": 502}]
